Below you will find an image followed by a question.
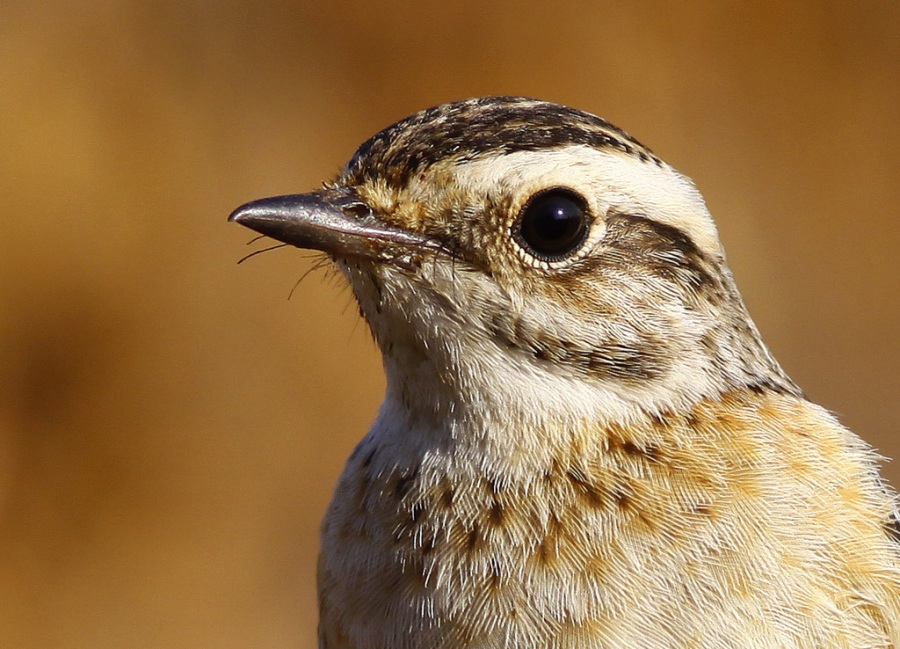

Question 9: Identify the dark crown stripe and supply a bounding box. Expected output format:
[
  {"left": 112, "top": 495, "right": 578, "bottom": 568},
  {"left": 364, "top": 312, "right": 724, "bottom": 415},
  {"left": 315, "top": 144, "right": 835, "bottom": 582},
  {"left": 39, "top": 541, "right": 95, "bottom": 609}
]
[{"left": 342, "top": 97, "right": 661, "bottom": 187}]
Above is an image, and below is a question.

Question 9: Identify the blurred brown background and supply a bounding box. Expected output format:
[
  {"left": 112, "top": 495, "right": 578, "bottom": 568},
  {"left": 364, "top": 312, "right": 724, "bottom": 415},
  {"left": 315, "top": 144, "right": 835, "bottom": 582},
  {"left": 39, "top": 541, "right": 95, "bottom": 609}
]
[{"left": 0, "top": 2, "right": 897, "bottom": 647}]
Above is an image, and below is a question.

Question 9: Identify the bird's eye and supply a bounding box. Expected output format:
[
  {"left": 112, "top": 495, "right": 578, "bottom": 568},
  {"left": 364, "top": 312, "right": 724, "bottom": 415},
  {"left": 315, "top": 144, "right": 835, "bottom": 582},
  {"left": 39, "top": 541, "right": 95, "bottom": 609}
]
[{"left": 513, "top": 188, "right": 591, "bottom": 262}]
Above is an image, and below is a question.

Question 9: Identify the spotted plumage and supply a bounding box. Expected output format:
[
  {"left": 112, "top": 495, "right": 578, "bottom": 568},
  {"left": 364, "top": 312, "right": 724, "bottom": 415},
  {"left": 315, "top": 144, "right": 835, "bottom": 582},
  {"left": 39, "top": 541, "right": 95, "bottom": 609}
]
[{"left": 230, "top": 97, "right": 900, "bottom": 648}]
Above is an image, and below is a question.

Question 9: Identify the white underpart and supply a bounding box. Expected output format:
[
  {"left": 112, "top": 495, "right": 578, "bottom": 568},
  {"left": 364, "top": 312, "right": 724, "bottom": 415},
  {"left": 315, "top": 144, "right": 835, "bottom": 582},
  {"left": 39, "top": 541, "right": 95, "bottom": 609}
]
[{"left": 353, "top": 272, "right": 723, "bottom": 477}]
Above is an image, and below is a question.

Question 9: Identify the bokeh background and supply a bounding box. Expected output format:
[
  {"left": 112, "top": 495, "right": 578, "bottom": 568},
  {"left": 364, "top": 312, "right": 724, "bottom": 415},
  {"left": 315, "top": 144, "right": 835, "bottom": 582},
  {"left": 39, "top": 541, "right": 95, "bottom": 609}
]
[{"left": 1, "top": 2, "right": 898, "bottom": 647}]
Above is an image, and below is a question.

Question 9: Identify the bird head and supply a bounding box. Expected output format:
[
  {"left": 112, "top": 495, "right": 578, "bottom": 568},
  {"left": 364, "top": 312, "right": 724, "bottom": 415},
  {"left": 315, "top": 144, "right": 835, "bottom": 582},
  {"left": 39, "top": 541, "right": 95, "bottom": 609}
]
[{"left": 230, "top": 97, "right": 795, "bottom": 446}]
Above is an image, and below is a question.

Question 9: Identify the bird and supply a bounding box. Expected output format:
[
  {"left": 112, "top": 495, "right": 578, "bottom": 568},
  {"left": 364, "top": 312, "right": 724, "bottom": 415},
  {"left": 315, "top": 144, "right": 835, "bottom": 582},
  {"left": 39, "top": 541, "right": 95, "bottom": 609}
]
[{"left": 229, "top": 97, "right": 900, "bottom": 648}]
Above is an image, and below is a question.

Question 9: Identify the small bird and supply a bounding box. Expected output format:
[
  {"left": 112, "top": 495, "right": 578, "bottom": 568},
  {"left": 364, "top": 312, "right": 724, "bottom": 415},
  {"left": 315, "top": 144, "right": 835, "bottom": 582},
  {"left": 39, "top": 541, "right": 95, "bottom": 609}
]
[{"left": 230, "top": 97, "right": 900, "bottom": 648}]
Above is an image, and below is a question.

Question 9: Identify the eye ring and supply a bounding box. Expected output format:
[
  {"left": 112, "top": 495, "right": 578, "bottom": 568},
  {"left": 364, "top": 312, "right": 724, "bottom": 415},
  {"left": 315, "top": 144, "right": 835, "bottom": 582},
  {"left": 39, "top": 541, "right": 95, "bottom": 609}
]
[{"left": 512, "top": 187, "right": 591, "bottom": 263}]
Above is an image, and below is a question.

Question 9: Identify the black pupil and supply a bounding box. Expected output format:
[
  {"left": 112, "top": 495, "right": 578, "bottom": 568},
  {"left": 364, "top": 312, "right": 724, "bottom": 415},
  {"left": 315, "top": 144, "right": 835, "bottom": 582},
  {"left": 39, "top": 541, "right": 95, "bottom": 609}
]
[{"left": 517, "top": 190, "right": 588, "bottom": 260}]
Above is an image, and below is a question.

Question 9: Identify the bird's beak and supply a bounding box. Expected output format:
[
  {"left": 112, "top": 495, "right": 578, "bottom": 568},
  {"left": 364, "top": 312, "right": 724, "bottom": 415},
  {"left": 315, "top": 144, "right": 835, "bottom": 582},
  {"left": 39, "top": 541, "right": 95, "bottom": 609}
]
[{"left": 228, "top": 187, "right": 440, "bottom": 260}]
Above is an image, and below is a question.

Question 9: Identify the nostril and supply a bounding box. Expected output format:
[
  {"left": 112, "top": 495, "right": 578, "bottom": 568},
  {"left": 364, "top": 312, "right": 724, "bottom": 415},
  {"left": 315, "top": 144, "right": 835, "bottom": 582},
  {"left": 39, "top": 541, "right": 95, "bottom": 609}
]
[{"left": 343, "top": 201, "right": 373, "bottom": 220}]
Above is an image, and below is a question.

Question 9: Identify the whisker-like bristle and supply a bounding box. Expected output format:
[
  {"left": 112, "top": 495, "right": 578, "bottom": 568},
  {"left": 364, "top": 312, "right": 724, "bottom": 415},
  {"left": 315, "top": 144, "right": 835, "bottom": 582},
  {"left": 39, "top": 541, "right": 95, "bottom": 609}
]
[{"left": 237, "top": 242, "right": 289, "bottom": 265}]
